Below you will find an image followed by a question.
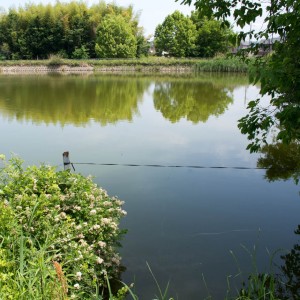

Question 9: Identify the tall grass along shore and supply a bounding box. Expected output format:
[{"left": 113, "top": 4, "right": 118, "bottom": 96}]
[{"left": 0, "top": 56, "right": 248, "bottom": 74}]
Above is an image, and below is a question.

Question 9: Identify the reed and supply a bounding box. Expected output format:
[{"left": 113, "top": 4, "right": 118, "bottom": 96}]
[
  {"left": 224, "top": 245, "right": 283, "bottom": 300},
  {"left": 0, "top": 56, "right": 249, "bottom": 73},
  {"left": 194, "top": 57, "right": 248, "bottom": 73}
]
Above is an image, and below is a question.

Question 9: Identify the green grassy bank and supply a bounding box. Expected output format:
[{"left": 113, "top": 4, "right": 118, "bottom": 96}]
[{"left": 0, "top": 56, "right": 248, "bottom": 73}]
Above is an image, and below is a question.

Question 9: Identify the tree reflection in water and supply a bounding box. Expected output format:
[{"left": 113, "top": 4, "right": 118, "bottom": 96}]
[
  {"left": 257, "top": 142, "right": 300, "bottom": 184},
  {"left": 153, "top": 80, "right": 233, "bottom": 123},
  {"left": 0, "top": 75, "right": 151, "bottom": 126},
  {"left": 0, "top": 73, "right": 248, "bottom": 126}
]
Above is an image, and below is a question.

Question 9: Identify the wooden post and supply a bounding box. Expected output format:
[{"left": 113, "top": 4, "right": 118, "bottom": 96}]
[{"left": 63, "top": 151, "right": 71, "bottom": 171}]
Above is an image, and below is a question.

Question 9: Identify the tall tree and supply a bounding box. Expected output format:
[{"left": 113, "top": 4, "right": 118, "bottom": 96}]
[
  {"left": 136, "top": 30, "right": 150, "bottom": 58},
  {"left": 95, "top": 14, "right": 137, "bottom": 58},
  {"left": 154, "top": 10, "right": 197, "bottom": 57},
  {"left": 191, "top": 11, "right": 235, "bottom": 57},
  {"left": 178, "top": 0, "right": 300, "bottom": 152}
]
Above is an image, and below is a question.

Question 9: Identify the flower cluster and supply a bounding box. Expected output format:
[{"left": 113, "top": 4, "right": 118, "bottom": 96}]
[{"left": 0, "top": 156, "right": 127, "bottom": 298}]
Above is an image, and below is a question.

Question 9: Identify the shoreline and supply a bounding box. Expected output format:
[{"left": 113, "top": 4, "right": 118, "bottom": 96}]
[
  {"left": 0, "top": 64, "right": 195, "bottom": 74},
  {"left": 0, "top": 57, "right": 249, "bottom": 74}
]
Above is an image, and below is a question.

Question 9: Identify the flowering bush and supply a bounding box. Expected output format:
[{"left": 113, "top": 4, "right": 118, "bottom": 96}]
[{"left": 0, "top": 156, "right": 127, "bottom": 299}]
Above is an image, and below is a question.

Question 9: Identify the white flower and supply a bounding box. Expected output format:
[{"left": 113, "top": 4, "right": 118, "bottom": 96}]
[
  {"left": 74, "top": 205, "right": 81, "bottom": 211},
  {"left": 88, "top": 245, "right": 94, "bottom": 251},
  {"left": 79, "top": 239, "right": 87, "bottom": 247},
  {"left": 76, "top": 272, "right": 82, "bottom": 280},
  {"left": 90, "top": 209, "right": 97, "bottom": 215},
  {"left": 101, "top": 218, "right": 111, "bottom": 225},
  {"left": 74, "top": 283, "right": 80, "bottom": 290},
  {"left": 96, "top": 257, "right": 104, "bottom": 264},
  {"left": 92, "top": 224, "right": 100, "bottom": 230},
  {"left": 60, "top": 195, "right": 66, "bottom": 201},
  {"left": 112, "top": 257, "right": 120, "bottom": 265},
  {"left": 116, "top": 200, "right": 125, "bottom": 206},
  {"left": 59, "top": 212, "right": 67, "bottom": 219},
  {"left": 98, "top": 241, "right": 106, "bottom": 248}
]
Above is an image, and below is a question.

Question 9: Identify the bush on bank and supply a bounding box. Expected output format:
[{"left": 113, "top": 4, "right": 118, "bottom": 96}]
[{"left": 0, "top": 155, "right": 127, "bottom": 299}]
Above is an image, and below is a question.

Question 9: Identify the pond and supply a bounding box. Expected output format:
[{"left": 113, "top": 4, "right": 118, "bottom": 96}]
[{"left": 0, "top": 73, "right": 299, "bottom": 299}]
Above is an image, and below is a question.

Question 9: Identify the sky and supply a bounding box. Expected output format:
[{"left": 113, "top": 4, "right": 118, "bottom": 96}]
[{"left": 0, "top": 0, "right": 195, "bottom": 36}]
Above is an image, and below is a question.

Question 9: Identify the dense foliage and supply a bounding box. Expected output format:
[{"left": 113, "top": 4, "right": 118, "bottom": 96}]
[
  {"left": 178, "top": 0, "right": 300, "bottom": 152},
  {"left": 190, "top": 11, "right": 236, "bottom": 58},
  {"left": 154, "top": 11, "right": 197, "bottom": 57},
  {"left": 0, "top": 1, "right": 148, "bottom": 59},
  {"left": 95, "top": 14, "right": 137, "bottom": 58},
  {"left": 0, "top": 1, "right": 235, "bottom": 60},
  {"left": 154, "top": 10, "right": 235, "bottom": 57},
  {"left": 0, "top": 155, "right": 127, "bottom": 299}
]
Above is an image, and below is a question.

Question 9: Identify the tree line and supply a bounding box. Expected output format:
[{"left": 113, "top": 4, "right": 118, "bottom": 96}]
[
  {"left": 0, "top": 1, "right": 148, "bottom": 59},
  {"left": 0, "top": 1, "right": 235, "bottom": 60},
  {"left": 154, "top": 10, "right": 235, "bottom": 57}
]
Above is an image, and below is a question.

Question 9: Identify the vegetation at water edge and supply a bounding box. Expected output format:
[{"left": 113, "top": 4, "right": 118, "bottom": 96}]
[
  {"left": 0, "top": 56, "right": 248, "bottom": 73},
  {"left": 0, "top": 155, "right": 127, "bottom": 299}
]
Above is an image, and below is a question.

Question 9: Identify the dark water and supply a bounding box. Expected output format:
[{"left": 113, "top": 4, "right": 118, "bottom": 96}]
[{"left": 0, "top": 73, "right": 299, "bottom": 299}]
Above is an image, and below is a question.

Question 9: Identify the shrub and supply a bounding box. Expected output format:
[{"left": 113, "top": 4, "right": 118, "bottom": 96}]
[
  {"left": 72, "top": 46, "right": 90, "bottom": 60},
  {"left": 0, "top": 155, "right": 127, "bottom": 299},
  {"left": 47, "top": 54, "right": 64, "bottom": 66}
]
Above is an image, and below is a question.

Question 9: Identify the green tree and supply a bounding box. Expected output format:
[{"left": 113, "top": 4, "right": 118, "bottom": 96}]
[
  {"left": 0, "top": 9, "right": 23, "bottom": 59},
  {"left": 154, "top": 10, "right": 197, "bottom": 57},
  {"left": 95, "top": 14, "right": 137, "bottom": 58},
  {"left": 136, "top": 31, "right": 150, "bottom": 58},
  {"left": 0, "top": 43, "right": 10, "bottom": 59},
  {"left": 59, "top": 2, "right": 93, "bottom": 58},
  {"left": 72, "top": 45, "right": 89, "bottom": 59},
  {"left": 178, "top": 0, "right": 300, "bottom": 152},
  {"left": 191, "top": 12, "right": 235, "bottom": 57}
]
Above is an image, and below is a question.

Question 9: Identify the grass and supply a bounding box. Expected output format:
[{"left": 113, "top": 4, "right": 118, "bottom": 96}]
[
  {"left": 224, "top": 244, "right": 284, "bottom": 300},
  {"left": 0, "top": 56, "right": 249, "bottom": 73},
  {"left": 195, "top": 56, "right": 248, "bottom": 73}
]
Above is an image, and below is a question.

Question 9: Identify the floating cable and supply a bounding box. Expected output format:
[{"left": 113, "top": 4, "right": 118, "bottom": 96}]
[{"left": 71, "top": 162, "right": 266, "bottom": 170}]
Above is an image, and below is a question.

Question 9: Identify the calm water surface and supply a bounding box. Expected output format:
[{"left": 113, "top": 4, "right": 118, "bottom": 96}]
[{"left": 0, "top": 73, "right": 299, "bottom": 299}]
